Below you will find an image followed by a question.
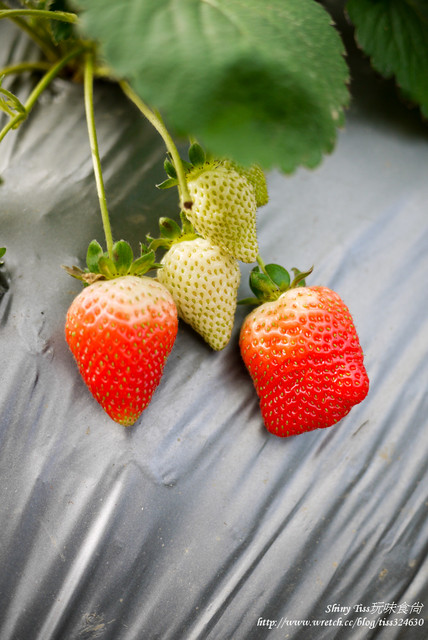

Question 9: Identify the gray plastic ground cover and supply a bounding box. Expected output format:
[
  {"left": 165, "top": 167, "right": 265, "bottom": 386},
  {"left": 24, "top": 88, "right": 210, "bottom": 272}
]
[{"left": 0, "top": 14, "right": 427, "bottom": 640}]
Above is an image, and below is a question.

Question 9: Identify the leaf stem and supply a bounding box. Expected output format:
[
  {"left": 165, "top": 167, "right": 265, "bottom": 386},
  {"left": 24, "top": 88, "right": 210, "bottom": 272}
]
[
  {"left": 0, "top": 61, "right": 52, "bottom": 77},
  {"left": 0, "top": 9, "right": 78, "bottom": 24},
  {"left": 0, "top": 2, "right": 58, "bottom": 60},
  {"left": 84, "top": 50, "right": 114, "bottom": 261},
  {"left": 119, "top": 81, "right": 192, "bottom": 210},
  {"left": 0, "top": 44, "right": 85, "bottom": 144}
]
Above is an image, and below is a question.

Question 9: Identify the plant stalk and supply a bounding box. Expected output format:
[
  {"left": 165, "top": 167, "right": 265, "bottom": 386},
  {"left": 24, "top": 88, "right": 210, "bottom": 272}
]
[
  {"left": 0, "top": 2, "right": 58, "bottom": 60},
  {"left": 84, "top": 51, "right": 114, "bottom": 261},
  {"left": 119, "top": 81, "right": 192, "bottom": 210},
  {"left": 256, "top": 254, "right": 268, "bottom": 276},
  {"left": 0, "top": 9, "right": 78, "bottom": 24},
  {"left": 0, "top": 44, "right": 85, "bottom": 144},
  {"left": 0, "top": 61, "right": 52, "bottom": 77}
]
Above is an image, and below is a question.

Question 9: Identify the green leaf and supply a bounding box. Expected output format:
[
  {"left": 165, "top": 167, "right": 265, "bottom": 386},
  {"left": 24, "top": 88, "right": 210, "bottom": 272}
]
[
  {"left": 180, "top": 211, "right": 195, "bottom": 235},
  {"left": 237, "top": 296, "right": 260, "bottom": 306},
  {"left": 129, "top": 250, "right": 156, "bottom": 275},
  {"left": 77, "top": 0, "right": 349, "bottom": 172},
  {"left": 49, "top": 0, "right": 76, "bottom": 42},
  {"left": 98, "top": 255, "right": 118, "bottom": 279},
  {"left": 159, "top": 217, "right": 182, "bottom": 240},
  {"left": 163, "top": 158, "right": 177, "bottom": 179},
  {"left": 112, "top": 240, "right": 134, "bottom": 274},
  {"left": 156, "top": 177, "right": 178, "bottom": 190},
  {"left": 249, "top": 269, "right": 278, "bottom": 299},
  {"left": 188, "top": 142, "right": 205, "bottom": 166},
  {"left": 264, "top": 264, "right": 290, "bottom": 290},
  {"left": 347, "top": 0, "right": 428, "bottom": 117},
  {"left": 290, "top": 266, "right": 313, "bottom": 288},
  {"left": 406, "top": 0, "right": 428, "bottom": 24},
  {"left": 0, "top": 82, "right": 26, "bottom": 119},
  {"left": 86, "top": 239, "right": 103, "bottom": 273}
]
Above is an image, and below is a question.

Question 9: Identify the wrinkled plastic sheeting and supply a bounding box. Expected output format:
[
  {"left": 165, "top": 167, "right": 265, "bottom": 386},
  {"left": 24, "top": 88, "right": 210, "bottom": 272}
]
[{"left": 1, "top": 14, "right": 428, "bottom": 640}]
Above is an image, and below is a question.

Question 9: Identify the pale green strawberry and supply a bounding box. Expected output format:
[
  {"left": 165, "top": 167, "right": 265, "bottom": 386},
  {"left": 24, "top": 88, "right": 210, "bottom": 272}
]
[
  {"left": 220, "top": 161, "right": 269, "bottom": 208},
  {"left": 157, "top": 237, "right": 241, "bottom": 350},
  {"left": 186, "top": 165, "right": 258, "bottom": 263}
]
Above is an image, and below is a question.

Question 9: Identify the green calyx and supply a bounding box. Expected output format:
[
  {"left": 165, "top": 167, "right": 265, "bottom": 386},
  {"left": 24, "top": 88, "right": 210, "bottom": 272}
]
[
  {"left": 146, "top": 212, "right": 199, "bottom": 253},
  {"left": 239, "top": 257, "right": 313, "bottom": 306},
  {"left": 156, "top": 142, "right": 206, "bottom": 190},
  {"left": 63, "top": 239, "right": 161, "bottom": 284},
  {"left": 156, "top": 142, "right": 268, "bottom": 207}
]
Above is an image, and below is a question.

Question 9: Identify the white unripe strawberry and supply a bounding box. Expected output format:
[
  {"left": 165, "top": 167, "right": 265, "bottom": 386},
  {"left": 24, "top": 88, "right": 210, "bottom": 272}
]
[
  {"left": 220, "top": 161, "right": 269, "bottom": 208},
  {"left": 157, "top": 237, "right": 241, "bottom": 350},
  {"left": 186, "top": 165, "right": 258, "bottom": 263}
]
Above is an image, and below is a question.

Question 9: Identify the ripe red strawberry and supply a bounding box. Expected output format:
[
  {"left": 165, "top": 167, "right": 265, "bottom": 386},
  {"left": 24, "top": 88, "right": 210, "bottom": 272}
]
[
  {"left": 64, "top": 242, "right": 178, "bottom": 426},
  {"left": 239, "top": 264, "right": 369, "bottom": 437}
]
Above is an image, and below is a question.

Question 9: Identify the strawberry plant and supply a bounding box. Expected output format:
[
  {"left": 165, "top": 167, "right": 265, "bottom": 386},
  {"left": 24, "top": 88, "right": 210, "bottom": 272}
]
[
  {"left": 61, "top": 51, "right": 179, "bottom": 426},
  {"left": 347, "top": 0, "right": 428, "bottom": 118},
  {"left": 4, "top": 0, "right": 425, "bottom": 432}
]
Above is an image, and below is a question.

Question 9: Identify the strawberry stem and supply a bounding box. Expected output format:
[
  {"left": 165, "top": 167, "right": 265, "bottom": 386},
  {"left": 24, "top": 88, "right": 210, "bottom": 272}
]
[
  {"left": 0, "top": 61, "right": 52, "bottom": 77},
  {"left": 0, "top": 2, "right": 57, "bottom": 61},
  {"left": 119, "top": 81, "right": 193, "bottom": 211},
  {"left": 0, "top": 9, "right": 78, "bottom": 24},
  {"left": 0, "top": 44, "right": 86, "bottom": 144},
  {"left": 84, "top": 50, "right": 114, "bottom": 261},
  {"left": 256, "top": 254, "right": 269, "bottom": 278}
]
